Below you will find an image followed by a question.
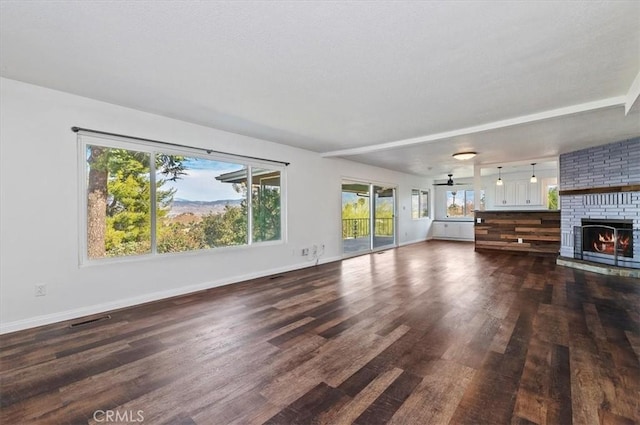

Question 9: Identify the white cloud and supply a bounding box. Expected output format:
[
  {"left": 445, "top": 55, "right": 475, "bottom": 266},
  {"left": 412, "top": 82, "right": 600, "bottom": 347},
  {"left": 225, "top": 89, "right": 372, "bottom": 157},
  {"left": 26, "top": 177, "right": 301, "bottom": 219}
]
[{"left": 162, "top": 168, "right": 243, "bottom": 201}]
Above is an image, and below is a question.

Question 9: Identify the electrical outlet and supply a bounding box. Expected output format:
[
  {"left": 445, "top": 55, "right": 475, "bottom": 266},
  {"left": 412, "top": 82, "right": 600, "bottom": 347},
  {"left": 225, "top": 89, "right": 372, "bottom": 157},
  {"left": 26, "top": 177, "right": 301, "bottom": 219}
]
[
  {"left": 517, "top": 238, "right": 523, "bottom": 244},
  {"left": 301, "top": 248, "right": 309, "bottom": 256},
  {"left": 35, "top": 283, "right": 46, "bottom": 297}
]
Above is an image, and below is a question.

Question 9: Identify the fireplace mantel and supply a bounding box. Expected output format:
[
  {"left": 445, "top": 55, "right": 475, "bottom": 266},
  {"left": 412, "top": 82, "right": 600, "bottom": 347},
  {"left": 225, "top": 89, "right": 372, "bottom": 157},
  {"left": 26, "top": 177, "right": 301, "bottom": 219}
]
[{"left": 559, "top": 184, "right": 640, "bottom": 196}]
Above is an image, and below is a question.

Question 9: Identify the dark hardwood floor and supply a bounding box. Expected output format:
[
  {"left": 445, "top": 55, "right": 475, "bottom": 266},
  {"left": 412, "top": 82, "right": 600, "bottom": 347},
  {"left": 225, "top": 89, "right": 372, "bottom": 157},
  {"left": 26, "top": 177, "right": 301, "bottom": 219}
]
[{"left": 1, "top": 241, "right": 639, "bottom": 424}]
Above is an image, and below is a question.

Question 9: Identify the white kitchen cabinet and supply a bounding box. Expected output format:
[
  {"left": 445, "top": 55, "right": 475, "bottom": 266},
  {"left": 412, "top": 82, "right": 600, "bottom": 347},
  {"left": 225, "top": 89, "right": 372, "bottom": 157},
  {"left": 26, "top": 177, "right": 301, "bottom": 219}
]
[
  {"left": 432, "top": 221, "right": 447, "bottom": 238},
  {"left": 431, "top": 221, "right": 474, "bottom": 241},
  {"left": 459, "top": 223, "right": 475, "bottom": 239},
  {"left": 527, "top": 181, "right": 542, "bottom": 205},
  {"left": 494, "top": 180, "right": 542, "bottom": 207}
]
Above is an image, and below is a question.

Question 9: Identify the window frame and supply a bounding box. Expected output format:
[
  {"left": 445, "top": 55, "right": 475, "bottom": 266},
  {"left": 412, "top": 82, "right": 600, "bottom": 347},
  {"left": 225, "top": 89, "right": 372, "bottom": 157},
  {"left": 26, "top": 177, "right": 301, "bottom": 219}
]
[
  {"left": 78, "top": 133, "right": 287, "bottom": 265},
  {"left": 444, "top": 188, "right": 475, "bottom": 219},
  {"left": 411, "top": 189, "right": 429, "bottom": 220}
]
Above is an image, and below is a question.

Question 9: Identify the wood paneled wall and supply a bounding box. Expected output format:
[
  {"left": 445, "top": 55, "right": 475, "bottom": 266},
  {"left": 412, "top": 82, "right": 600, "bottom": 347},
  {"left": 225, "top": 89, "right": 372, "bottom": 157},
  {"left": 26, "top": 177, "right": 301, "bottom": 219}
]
[{"left": 474, "top": 210, "right": 560, "bottom": 256}]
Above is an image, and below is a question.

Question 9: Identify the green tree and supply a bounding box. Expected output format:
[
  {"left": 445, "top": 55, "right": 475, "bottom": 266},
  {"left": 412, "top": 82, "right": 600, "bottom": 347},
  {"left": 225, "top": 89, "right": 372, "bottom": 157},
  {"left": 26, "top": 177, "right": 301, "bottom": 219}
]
[
  {"left": 253, "top": 186, "right": 281, "bottom": 242},
  {"left": 157, "top": 222, "right": 207, "bottom": 253},
  {"left": 548, "top": 186, "right": 559, "bottom": 210},
  {"left": 86, "top": 146, "right": 185, "bottom": 258},
  {"left": 200, "top": 180, "right": 281, "bottom": 247},
  {"left": 342, "top": 197, "right": 369, "bottom": 219},
  {"left": 201, "top": 205, "right": 247, "bottom": 247}
]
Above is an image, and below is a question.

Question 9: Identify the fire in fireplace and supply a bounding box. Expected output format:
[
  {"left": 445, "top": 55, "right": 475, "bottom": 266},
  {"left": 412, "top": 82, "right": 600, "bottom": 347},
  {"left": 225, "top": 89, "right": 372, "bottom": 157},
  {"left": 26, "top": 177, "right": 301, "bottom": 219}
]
[{"left": 581, "top": 219, "right": 633, "bottom": 259}]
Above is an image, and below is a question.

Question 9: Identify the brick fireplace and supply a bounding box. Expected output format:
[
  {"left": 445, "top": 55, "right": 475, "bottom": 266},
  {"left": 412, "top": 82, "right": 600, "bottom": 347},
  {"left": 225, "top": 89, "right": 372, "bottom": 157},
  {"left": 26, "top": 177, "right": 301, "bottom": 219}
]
[{"left": 559, "top": 138, "right": 640, "bottom": 270}]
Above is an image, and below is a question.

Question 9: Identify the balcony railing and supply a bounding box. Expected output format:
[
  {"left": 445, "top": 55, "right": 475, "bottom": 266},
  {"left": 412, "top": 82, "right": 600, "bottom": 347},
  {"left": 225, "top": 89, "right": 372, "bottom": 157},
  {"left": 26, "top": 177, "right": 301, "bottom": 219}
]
[{"left": 342, "top": 218, "right": 394, "bottom": 239}]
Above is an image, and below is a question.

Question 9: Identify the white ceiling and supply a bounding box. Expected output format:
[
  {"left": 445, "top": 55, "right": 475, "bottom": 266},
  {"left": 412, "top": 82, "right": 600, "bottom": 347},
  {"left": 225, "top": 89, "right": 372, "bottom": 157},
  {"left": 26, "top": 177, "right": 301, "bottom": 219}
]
[{"left": 1, "top": 1, "right": 639, "bottom": 178}]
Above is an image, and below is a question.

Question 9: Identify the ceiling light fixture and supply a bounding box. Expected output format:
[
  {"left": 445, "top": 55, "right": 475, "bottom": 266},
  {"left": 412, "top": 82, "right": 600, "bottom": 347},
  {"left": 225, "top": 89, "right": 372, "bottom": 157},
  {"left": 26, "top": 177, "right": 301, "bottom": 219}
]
[
  {"left": 452, "top": 151, "right": 477, "bottom": 161},
  {"left": 530, "top": 163, "right": 537, "bottom": 183},
  {"left": 496, "top": 166, "right": 503, "bottom": 186}
]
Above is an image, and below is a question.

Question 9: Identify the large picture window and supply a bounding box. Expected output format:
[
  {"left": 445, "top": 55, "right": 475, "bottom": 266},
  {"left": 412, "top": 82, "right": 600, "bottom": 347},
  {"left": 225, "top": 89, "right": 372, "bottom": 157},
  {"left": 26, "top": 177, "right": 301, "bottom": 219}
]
[{"left": 82, "top": 135, "right": 284, "bottom": 261}]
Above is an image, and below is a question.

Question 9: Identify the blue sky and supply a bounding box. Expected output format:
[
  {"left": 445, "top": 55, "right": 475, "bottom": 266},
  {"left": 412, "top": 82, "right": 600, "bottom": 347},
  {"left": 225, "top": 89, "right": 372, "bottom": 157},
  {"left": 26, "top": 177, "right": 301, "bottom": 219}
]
[{"left": 161, "top": 157, "right": 245, "bottom": 201}]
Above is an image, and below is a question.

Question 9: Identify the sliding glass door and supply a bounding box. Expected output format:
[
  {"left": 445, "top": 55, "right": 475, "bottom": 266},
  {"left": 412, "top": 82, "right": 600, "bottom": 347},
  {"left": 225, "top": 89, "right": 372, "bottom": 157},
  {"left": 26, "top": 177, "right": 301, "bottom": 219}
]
[
  {"left": 342, "top": 181, "right": 396, "bottom": 256},
  {"left": 342, "top": 182, "right": 371, "bottom": 255},
  {"left": 373, "top": 185, "right": 396, "bottom": 249}
]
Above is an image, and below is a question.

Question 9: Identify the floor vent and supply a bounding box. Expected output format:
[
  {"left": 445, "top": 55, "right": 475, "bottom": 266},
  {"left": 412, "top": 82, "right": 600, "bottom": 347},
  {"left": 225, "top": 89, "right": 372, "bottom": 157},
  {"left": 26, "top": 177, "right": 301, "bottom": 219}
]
[{"left": 69, "top": 315, "right": 111, "bottom": 328}]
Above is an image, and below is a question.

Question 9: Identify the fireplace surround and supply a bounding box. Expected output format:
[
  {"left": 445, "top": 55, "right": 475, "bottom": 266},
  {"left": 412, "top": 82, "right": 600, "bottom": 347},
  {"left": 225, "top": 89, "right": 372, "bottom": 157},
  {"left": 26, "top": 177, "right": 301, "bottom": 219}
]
[
  {"left": 559, "top": 138, "right": 640, "bottom": 272},
  {"left": 573, "top": 219, "right": 636, "bottom": 268}
]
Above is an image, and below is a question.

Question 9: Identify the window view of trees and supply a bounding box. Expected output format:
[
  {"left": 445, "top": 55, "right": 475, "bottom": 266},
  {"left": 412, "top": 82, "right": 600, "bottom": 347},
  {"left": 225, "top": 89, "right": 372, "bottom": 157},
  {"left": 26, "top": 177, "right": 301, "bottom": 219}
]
[
  {"left": 85, "top": 143, "right": 282, "bottom": 260},
  {"left": 252, "top": 168, "right": 281, "bottom": 242},
  {"left": 156, "top": 156, "right": 247, "bottom": 254},
  {"left": 446, "top": 190, "right": 475, "bottom": 218},
  {"left": 341, "top": 192, "right": 371, "bottom": 239},
  {"left": 547, "top": 185, "right": 558, "bottom": 210},
  {"left": 341, "top": 187, "right": 394, "bottom": 239}
]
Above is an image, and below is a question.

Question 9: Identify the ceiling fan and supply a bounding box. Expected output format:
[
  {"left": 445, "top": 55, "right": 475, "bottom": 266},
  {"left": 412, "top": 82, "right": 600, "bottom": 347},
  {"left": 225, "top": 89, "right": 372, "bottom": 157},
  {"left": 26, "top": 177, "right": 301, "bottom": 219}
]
[{"left": 434, "top": 174, "right": 466, "bottom": 186}]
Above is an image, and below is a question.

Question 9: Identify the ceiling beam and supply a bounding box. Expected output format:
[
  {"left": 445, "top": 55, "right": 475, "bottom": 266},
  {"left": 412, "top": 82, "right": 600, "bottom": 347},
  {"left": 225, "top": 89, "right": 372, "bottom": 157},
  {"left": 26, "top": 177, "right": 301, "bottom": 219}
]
[
  {"left": 625, "top": 70, "right": 640, "bottom": 115},
  {"left": 320, "top": 96, "right": 626, "bottom": 158}
]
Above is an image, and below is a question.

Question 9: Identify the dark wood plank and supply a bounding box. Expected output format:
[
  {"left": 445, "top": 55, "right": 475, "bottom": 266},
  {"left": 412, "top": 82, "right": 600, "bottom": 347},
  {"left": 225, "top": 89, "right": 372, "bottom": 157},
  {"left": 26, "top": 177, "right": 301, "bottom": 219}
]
[
  {"left": 263, "top": 382, "right": 350, "bottom": 425},
  {"left": 1, "top": 241, "right": 638, "bottom": 424},
  {"left": 352, "top": 370, "right": 422, "bottom": 425},
  {"left": 475, "top": 210, "right": 561, "bottom": 255}
]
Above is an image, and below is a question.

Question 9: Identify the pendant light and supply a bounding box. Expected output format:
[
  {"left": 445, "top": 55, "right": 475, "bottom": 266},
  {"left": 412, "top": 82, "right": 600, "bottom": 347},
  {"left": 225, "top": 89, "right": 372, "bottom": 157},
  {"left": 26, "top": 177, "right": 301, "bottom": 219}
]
[
  {"left": 496, "top": 166, "right": 503, "bottom": 186},
  {"left": 530, "top": 163, "right": 537, "bottom": 183}
]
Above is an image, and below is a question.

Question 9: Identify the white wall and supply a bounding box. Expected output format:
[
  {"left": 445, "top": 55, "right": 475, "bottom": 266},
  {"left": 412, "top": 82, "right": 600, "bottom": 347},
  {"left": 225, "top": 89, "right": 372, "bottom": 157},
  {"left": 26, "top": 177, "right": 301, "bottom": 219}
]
[{"left": 0, "top": 78, "right": 431, "bottom": 333}]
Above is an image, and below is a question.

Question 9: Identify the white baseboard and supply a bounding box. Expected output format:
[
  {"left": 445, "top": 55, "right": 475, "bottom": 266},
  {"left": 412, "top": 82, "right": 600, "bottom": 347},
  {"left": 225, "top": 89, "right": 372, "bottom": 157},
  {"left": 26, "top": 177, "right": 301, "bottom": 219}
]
[
  {"left": 431, "top": 237, "right": 474, "bottom": 242},
  {"left": 0, "top": 255, "right": 342, "bottom": 335},
  {"left": 398, "top": 238, "right": 428, "bottom": 247}
]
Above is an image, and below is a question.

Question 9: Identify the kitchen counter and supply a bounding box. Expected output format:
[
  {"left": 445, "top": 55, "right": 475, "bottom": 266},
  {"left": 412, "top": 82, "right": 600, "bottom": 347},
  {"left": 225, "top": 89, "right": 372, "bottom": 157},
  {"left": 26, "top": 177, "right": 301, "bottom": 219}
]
[{"left": 474, "top": 210, "right": 560, "bottom": 256}]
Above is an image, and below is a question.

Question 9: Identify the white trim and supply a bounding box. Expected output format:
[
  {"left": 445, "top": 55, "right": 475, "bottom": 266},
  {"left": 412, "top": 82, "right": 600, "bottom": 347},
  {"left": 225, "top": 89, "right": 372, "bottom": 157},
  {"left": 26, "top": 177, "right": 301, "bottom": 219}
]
[
  {"left": 247, "top": 165, "right": 254, "bottom": 244},
  {"left": 77, "top": 133, "right": 87, "bottom": 266},
  {"left": 150, "top": 147, "right": 158, "bottom": 255},
  {"left": 625, "top": 70, "right": 640, "bottom": 115},
  {"left": 0, "top": 255, "right": 343, "bottom": 335},
  {"left": 399, "top": 238, "right": 428, "bottom": 247}
]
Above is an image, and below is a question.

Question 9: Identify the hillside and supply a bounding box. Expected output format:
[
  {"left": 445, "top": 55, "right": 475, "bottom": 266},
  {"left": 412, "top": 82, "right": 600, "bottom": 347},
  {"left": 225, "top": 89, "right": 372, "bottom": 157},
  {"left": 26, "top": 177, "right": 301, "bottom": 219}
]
[{"left": 166, "top": 198, "right": 243, "bottom": 217}]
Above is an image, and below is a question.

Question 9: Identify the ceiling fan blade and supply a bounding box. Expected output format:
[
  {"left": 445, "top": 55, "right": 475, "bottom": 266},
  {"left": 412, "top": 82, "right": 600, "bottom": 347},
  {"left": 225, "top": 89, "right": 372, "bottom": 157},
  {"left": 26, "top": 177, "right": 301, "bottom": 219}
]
[{"left": 435, "top": 174, "right": 456, "bottom": 186}]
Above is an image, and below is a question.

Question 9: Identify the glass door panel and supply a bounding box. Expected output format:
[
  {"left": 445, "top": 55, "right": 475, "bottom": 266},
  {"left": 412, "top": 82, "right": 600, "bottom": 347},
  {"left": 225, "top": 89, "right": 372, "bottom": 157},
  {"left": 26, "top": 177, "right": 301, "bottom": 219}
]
[
  {"left": 373, "top": 185, "right": 395, "bottom": 249},
  {"left": 342, "top": 182, "right": 371, "bottom": 255}
]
